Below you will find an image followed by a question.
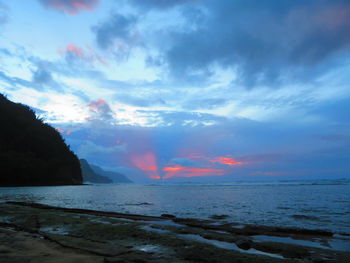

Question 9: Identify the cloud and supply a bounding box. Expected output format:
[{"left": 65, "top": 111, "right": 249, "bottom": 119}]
[
  {"left": 133, "top": 110, "right": 226, "bottom": 127},
  {"left": 114, "top": 93, "right": 166, "bottom": 108},
  {"left": 38, "top": 0, "right": 99, "bottom": 15},
  {"left": 0, "top": 70, "right": 34, "bottom": 90},
  {"left": 58, "top": 44, "right": 107, "bottom": 65},
  {"left": 129, "top": 0, "right": 196, "bottom": 10},
  {"left": 0, "top": 2, "right": 8, "bottom": 24},
  {"left": 92, "top": 13, "right": 139, "bottom": 57},
  {"left": 210, "top": 156, "right": 246, "bottom": 166},
  {"left": 32, "top": 68, "right": 53, "bottom": 85},
  {"left": 123, "top": 0, "right": 350, "bottom": 87},
  {"left": 163, "top": 165, "right": 224, "bottom": 179},
  {"left": 170, "top": 157, "right": 195, "bottom": 167},
  {"left": 53, "top": 111, "right": 350, "bottom": 182},
  {"left": 87, "top": 98, "right": 114, "bottom": 122},
  {"left": 183, "top": 98, "right": 228, "bottom": 110},
  {"left": 78, "top": 140, "right": 125, "bottom": 158}
]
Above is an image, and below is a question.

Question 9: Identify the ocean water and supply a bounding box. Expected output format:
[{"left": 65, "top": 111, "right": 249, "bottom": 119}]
[{"left": 0, "top": 180, "right": 349, "bottom": 233}]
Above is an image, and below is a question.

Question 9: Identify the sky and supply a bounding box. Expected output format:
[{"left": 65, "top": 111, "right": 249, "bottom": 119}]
[{"left": 0, "top": 0, "right": 349, "bottom": 182}]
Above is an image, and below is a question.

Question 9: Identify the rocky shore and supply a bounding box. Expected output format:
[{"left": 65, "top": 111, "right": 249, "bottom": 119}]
[{"left": 0, "top": 202, "right": 349, "bottom": 263}]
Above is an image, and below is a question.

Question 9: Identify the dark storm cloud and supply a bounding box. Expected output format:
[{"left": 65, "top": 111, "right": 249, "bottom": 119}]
[
  {"left": 120, "top": 0, "right": 350, "bottom": 87},
  {"left": 92, "top": 13, "right": 138, "bottom": 50},
  {"left": 38, "top": 0, "right": 99, "bottom": 15},
  {"left": 168, "top": 0, "right": 350, "bottom": 85}
]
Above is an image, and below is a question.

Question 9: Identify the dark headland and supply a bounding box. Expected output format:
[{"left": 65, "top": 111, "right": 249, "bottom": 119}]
[{"left": 0, "top": 94, "right": 82, "bottom": 186}]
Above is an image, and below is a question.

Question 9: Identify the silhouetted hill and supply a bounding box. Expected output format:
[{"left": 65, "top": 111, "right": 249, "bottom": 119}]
[
  {"left": 80, "top": 159, "right": 113, "bottom": 183},
  {"left": 0, "top": 94, "right": 82, "bottom": 186},
  {"left": 90, "top": 164, "right": 133, "bottom": 183}
]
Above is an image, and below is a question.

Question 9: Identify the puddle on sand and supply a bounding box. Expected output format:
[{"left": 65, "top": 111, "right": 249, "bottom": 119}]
[
  {"left": 180, "top": 234, "right": 284, "bottom": 259},
  {"left": 134, "top": 245, "right": 161, "bottom": 253},
  {"left": 40, "top": 226, "right": 70, "bottom": 235},
  {"left": 253, "top": 235, "right": 350, "bottom": 252},
  {"left": 230, "top": 224, "right": 246, "bottom": 229}
]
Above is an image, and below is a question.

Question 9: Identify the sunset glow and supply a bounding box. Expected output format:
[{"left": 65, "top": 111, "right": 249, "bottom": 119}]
[
  {"left": 130, "top": 151, "right": 160, "bottom": 179},
  {"left": 162, "top": 165, "right": 224, "bottom": 179},
  {"left": 210, "top": 157, "right": 246, "bottom": 166}
]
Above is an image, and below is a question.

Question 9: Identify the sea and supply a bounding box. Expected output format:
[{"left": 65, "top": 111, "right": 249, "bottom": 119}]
[{"left": 0, "top": 179, "right": 349, "bottom": 234}]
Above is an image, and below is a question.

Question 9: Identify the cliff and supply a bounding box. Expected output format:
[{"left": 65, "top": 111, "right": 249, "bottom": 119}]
[
  {"left": 0, "top": 94, "right": 82, "bottom": 186},
  {"left": 79, "top": 159, "right": 113, "bottom": 184},
  {"left": 90, "top": 164, "right": 132, "bottom": 183}
]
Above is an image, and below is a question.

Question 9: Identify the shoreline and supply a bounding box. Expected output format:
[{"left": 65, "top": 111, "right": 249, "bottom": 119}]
[{"left": 0, "top": 201, "right": 349, "bottom": 262}]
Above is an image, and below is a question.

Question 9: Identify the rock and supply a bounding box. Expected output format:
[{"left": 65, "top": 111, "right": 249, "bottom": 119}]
[
  {"left": 161, "top": 214, "right": 176, "bottom": 219},
  {"left": 104, "top": 258, "right": 125, "bottom": 263},
  {"left": 210, "top": 215, "right": 229, "bottom": 220},
  {"left": 235, "top": 239, "right": 252, "bottom": 250},
  {"left": 311, "top": 255, "right": 330, "bottom": 263}
]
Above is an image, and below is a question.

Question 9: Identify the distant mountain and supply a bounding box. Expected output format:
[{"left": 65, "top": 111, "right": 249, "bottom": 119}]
[
  {"left": 90, "top": 164, "right": 133, "bottom": 183},
  {"left": 79, "top": 159, "right": 113, "bottom": 184},
  {"left": 0, "top": 94, "right": 82, "bottom": 186}
]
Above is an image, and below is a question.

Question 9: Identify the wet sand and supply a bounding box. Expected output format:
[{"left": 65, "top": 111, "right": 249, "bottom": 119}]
[{"left": 0, "top": 201, "right": 349, "bottom": 263}]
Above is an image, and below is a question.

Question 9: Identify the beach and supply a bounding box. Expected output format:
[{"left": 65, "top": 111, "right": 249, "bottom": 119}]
[{"left": 0, "top": 201, "right": 349, "bottom": 263}]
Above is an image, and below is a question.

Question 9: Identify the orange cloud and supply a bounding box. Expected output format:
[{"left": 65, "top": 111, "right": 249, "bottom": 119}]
[
  {"left": 210, "top": 156, "right": 246, "bottom": 166},
  {"left": 130, "top": 151, "right": 160, "bottom": 179},
  {"left": 40, "top": 0, "right": 99, "bottom": 15},
  {"left": 162, "top": 165, "right": 224, "bottom": 179},
  {"left": 150, "top": 175, "right": 161, "bottom": 180}
]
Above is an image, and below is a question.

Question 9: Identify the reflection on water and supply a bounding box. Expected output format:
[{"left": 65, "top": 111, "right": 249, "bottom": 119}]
[{"left": 0, "top": 181, "right": 349, "bottom": 233}]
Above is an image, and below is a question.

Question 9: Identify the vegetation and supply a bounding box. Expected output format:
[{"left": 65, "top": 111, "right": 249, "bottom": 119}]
[{"left": 0, "top": 94, "right": 82, "bottom": 186}]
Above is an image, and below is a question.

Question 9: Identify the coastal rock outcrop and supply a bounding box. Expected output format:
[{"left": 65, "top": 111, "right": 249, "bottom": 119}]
[{"left": 0, "top": 94, "right": 82, "bottom": 186}]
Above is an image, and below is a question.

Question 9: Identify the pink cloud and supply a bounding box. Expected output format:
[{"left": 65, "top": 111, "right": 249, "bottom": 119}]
[
  {"left": 87, "top": 98, "right": 114, "bottom": 121},
  {"left": 58, "top": 44, "right": 108, "bottom": 65},
  {"left": 39, "top": 0, "right": 99, "bottom": 15}
]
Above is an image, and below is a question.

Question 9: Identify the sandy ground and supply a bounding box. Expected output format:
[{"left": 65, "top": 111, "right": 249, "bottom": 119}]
[{"left": 0, "top": 202, "right": 349, "bottom": 263}]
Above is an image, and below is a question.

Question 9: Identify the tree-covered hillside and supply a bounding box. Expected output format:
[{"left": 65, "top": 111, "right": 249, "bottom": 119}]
[{"left": 0, "top": 94, "right": 82, "bottom": 186}]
